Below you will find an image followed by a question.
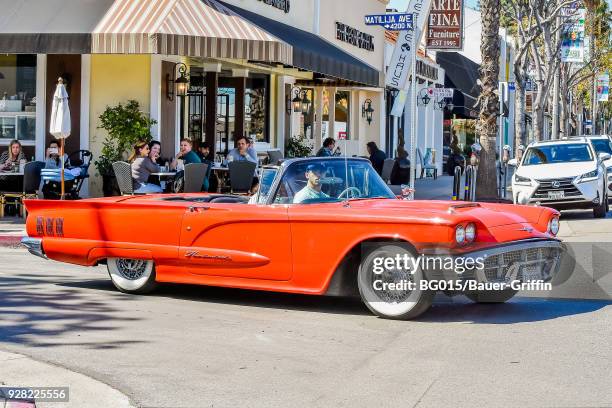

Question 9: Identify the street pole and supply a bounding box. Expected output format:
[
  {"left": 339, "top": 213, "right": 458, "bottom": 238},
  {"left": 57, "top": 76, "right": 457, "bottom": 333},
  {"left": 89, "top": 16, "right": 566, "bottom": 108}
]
[
  {"left": 551, "top": 15, "right": 561, "bottom": 140},
  {"left": 409, "top": 28, "right": 419, "bottom": 199}
]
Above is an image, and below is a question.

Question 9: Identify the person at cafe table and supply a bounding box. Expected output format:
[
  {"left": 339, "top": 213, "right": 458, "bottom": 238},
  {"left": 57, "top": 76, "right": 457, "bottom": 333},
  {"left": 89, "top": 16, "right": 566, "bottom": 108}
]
[
  {"left": 129, "top": 141, "right": 162, "bottom": 194},
  {"left": 228, "top": 135, "right": 259, "bottom": 193},
  {"left": 171, "top": 138, "right": 201, "bottom": 170},
  {"left": 44, "top": 140, "right": 70, "bottom": 169},
  {"left": 0, "top": 139, "right": 25, "bottom": 171}
]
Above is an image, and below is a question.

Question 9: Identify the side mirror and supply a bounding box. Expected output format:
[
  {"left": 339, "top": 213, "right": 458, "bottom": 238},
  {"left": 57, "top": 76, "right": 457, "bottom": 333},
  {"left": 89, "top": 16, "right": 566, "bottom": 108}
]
[
  {"left": 507, "top": 158, "right": 518, "bottom": 167},
  {"left": 598, "top": 152, "right": 611, "bottom": 162}
]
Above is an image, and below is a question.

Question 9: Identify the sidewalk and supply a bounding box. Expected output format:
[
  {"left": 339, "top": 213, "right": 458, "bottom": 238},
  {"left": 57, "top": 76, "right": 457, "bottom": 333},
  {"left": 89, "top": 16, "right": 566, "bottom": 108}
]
[
  {"left": 0, "top": 349, "right": 133, "bottom": 408},
  {"left": 0, "top": 217, "right": 25, "bottom": 248}
]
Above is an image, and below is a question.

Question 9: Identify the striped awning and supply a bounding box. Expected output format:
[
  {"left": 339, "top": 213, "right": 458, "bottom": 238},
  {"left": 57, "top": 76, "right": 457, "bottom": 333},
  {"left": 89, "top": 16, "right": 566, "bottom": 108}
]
[{"left": 92, "top": 0, "right": 292, "bottom": 64}]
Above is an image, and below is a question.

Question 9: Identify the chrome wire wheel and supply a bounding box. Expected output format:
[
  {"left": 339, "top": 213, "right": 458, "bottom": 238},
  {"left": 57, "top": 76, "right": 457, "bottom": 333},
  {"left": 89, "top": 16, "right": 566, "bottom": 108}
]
[
  {"left": 357, "top": 243, "right": 434, "bottom": 320},
  {"left": 107, "top": 258, "right": 157, "bottom": 294},
  {"left": 116, "top": 258, "right": 148, "bottom": 280}
]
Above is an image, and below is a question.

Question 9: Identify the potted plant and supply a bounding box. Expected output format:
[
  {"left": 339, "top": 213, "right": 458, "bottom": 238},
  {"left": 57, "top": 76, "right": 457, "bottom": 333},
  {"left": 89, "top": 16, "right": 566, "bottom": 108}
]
[
  {"left": 285, "top": 134, "right": 312, "bottom": 158},
  {"left": 94, "top": 100, "right": 157, "bottom": 196}
]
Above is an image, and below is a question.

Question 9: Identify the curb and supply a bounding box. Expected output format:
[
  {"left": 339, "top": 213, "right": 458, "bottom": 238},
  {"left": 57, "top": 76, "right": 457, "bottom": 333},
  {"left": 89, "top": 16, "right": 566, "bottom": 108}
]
[{"left": 0, "top": 349, "right": 134, "bottom": 408}]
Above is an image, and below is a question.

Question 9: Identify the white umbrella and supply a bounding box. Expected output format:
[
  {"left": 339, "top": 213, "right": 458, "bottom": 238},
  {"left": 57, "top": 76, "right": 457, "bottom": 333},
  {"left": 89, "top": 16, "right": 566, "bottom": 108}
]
[{"left": 49, "top": 77, "right": 71, "bottom": 199}]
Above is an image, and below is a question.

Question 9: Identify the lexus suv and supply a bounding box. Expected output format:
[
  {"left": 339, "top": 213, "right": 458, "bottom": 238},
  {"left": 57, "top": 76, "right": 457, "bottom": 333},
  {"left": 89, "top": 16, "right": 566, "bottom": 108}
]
[
  {"left": 581, "top": 135, "right": 612, "bottom": 200},
  {"left": 512, "top": 138, "right": 610, "bottom": 218}
]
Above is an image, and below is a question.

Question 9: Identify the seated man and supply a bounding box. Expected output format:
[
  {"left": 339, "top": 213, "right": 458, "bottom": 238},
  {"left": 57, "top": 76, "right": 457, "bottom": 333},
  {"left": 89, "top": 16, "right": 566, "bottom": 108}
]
[{"left": 293, "top": 164, "right": 330, "bottom": 203}]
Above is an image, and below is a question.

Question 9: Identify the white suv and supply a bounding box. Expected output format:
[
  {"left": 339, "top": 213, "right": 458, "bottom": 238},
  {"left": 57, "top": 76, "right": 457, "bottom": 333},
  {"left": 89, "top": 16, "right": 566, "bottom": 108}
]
[
  {"left": 582, "top": 135, "right": 612, "bottom": 200},
  {"left": 512, "top": 138, "right": 610, "bottom": 218}
]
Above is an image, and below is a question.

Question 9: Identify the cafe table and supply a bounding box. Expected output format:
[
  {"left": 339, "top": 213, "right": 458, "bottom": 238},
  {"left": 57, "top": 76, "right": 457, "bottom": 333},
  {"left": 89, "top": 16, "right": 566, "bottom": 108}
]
[{"left": 150, "top": 171, "right": 177, "bottom": 192}]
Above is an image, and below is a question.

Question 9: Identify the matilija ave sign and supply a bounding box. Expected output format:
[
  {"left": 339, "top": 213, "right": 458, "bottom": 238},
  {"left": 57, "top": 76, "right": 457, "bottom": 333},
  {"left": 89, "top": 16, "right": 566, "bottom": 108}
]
[
  {"left": 365, "top": 13, "right": 414, "bottom": 31},
  {"left": 385, "top": 0, "right": 434, "bottom": 90}
]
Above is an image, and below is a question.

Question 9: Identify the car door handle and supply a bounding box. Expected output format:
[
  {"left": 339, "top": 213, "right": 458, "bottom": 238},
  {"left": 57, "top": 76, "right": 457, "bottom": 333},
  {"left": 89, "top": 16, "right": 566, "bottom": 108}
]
[{"left": 188, "top": 206, "right": 210, "bottom": 213}]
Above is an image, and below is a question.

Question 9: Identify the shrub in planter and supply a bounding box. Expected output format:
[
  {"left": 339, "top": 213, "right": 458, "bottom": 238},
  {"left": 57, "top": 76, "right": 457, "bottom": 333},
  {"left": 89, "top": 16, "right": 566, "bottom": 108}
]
[
  {"left": 94, "top": 100, "right": 156, "bottom": 196},
  {"left": 285, "top": 135, "right": 312, "bottom": 158}
]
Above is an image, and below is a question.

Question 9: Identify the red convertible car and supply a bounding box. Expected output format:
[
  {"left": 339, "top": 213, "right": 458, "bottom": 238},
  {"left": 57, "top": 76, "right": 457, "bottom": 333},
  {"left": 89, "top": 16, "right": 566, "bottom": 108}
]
[{"left": 22, "top": 157, "right": 566, "bottom": 319}]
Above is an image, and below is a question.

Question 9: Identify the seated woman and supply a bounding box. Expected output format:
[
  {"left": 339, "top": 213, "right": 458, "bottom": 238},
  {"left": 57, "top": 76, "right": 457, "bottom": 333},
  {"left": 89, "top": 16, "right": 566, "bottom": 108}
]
[
  {"left": 0, "top": 139, "right": 25, "bottom": 171},
  {"left": 129, "top": 141, "right": 162, "bottom": 194},
  {"left": 44, "top": 140, "right": 70, "bottom": 169}
]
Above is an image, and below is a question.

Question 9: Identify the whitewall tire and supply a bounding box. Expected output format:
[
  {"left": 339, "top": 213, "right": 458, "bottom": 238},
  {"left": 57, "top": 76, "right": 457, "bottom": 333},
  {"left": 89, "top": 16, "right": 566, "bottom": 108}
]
[
  {"left": 107, "top": 258, "right": 158, "bottom": 294},
  {"left": 357, "top": 244, "right": 434, "bottom": 320}
]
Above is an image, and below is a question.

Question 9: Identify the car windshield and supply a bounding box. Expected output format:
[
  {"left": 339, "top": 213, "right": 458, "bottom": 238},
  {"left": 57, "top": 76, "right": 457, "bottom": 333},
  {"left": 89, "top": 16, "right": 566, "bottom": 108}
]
[
  {"left": 522, "top": 144, "right": 593, "bottom": 165},
  {"left": 590, "top": 139, "right": 612, "bottom": 155},
  {"left": 273, "top": 159, "right": 396, "bottom": 204}
]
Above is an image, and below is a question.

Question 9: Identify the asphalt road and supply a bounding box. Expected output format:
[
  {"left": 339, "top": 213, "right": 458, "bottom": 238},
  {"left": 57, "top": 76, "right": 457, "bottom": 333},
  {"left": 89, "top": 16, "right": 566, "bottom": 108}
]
[{"left": 0, "top": 211, "right": 611, "bottom": 408}]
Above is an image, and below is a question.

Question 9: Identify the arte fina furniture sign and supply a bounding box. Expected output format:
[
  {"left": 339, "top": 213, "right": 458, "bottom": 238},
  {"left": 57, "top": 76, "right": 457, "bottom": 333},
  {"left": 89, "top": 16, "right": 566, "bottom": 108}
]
[
  {"left": 426, "top": 0, "right": 464, "bottom": 50},
  {"left": 336, "top": 22, "right": 375, "bottom": 51},
  {"left": 257, "top": 0, "right": 290, "bottom": 13}
]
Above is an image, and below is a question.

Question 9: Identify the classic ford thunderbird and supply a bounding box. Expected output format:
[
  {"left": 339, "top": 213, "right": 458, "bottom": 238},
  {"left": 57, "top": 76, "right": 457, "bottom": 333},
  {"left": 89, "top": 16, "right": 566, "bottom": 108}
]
[{"left": 22, "top": 157, "right": 566, "bottom": 320}]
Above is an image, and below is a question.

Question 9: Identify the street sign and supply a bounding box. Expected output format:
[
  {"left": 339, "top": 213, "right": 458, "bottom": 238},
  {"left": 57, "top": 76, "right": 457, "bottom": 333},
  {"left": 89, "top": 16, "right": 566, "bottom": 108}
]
[
  {"left": 365, "top": 13, "right": 414, "bottom": 30},
  {"left": 434, "top": 88, "right": 454, "bottom": 98},
  {"left": 338, "top": 131, "right": 347, "bottom": 140},
  {"left": 508, "top": 82, "right": 516, "bottom": 91}
]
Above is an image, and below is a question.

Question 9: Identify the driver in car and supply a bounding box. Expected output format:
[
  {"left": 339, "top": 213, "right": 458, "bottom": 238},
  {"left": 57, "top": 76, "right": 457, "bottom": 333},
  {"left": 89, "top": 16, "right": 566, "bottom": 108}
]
[{"left": 293, "top": 164, "right": 330, "bottom": 203}]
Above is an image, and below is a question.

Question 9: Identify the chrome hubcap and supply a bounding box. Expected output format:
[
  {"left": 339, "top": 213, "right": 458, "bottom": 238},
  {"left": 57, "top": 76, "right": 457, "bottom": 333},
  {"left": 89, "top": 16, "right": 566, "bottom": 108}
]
[
  {"left": 371, "top": 260, "right": 414, "bottom": 303},
  {"left": 116, "top": 259, "right": 148, "bottom": 280}
]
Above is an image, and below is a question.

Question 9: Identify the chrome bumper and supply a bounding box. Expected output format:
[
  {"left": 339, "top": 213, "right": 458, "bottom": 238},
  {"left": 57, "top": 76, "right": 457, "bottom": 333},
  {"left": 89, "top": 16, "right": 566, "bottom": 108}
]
[
  {"left": 426, "top": 239, "right": 566, "bottom": 284},
  {"left": 21, "top": 237, "right": 47, "bottom": 260}
]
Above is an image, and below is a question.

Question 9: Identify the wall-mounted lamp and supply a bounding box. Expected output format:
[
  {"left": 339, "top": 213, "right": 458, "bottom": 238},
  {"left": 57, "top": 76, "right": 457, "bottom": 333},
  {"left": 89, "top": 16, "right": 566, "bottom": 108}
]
[
  {"left": 418, "top": 88, "right": 433, "bottom": 106},
  {"left": 435, "top": 98, "right": 454, "bottom": 111},
  {"left": 286, "top": 86, "right": 311, "bottom": 115},
  {"left": 166, "top": 62, "right": 190, "bottom": 101},
  {"left": 362, "top": 98, "right": 374, "bottom": 125}
]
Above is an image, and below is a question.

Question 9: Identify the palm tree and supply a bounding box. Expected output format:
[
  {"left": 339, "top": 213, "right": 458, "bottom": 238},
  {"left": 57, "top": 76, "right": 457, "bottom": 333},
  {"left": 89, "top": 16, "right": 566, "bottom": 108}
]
[{"left": 476, "top": 0, "right": 501, "bottom": 199}]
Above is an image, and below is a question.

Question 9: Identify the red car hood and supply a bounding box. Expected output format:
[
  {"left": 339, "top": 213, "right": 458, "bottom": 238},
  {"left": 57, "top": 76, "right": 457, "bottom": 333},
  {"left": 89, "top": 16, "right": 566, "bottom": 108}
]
[{"left": 348, "top": 199, "right": 547, "bottom": 228}]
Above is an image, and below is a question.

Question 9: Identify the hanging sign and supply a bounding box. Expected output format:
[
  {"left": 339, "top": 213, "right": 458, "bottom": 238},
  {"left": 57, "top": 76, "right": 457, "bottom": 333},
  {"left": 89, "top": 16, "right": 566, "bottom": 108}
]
[
  {"left": 385, "top": 0, "right": 434, "bottom": 90},
  {"left": 561, "top": 8, "right": 586, "bottom": 62},
  {"left": 434, "top": 88, "right": 454, "bottom": 98},
  {"left": 426, "top": 0, "right": 464, "bottom": 50},
  {"left": 597, "top": 74, "right": 609, "bottom": 102},
  {"left": 365, "top": 13, "right": 414, "bottom": 31}
]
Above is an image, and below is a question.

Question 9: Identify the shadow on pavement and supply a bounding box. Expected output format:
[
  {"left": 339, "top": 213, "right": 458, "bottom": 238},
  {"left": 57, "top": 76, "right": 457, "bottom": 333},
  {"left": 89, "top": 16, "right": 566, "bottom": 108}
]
[
  {"left": 418, "top": 296, "right": 611, "bottom": 324},
  {"left": 0, "top": 275, "right": 144, "bottom": 349}
]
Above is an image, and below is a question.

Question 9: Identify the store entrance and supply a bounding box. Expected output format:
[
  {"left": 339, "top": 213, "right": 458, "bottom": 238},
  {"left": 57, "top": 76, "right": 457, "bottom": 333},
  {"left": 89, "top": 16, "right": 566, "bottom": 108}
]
[{"left": 216, "top": 87, "right": 235, "bottom": 159}]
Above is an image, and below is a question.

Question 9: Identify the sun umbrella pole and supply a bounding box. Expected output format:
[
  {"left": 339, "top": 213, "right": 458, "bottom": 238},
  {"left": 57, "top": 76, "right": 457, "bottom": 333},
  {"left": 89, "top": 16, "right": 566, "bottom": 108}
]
[{"left": 60, "top": 138, "right": 65, "bottom": 200}]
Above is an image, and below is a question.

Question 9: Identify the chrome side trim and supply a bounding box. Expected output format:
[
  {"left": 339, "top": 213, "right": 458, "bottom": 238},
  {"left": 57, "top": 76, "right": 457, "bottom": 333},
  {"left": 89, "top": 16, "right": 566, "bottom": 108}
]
[{"left": 21, "top": 237, "right": 47, "bottom": 260}]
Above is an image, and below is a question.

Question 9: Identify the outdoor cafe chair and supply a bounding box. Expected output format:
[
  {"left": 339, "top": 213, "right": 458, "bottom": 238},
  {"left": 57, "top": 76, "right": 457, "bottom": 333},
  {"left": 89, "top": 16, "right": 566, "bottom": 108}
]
[
  {"left": 184, "top": 163, "right": 209, "bottom": 193},
  {"left": 381, "top": 158, "right": 395, "bottom": 184},
  {"left": 417, "top": 148, "right": 438, "bottom": 180},
  {"left": 112, "top": 161, "right": 135, "bottom": 195},
  {"left": 229, "top": 161, "right": 257, "bottom": 194},
  {"left": 267, "top": 149, "right": 284, "bottom": 165},
  {"left": 1, "top": 161, "right": 44, "bottom": 218}
]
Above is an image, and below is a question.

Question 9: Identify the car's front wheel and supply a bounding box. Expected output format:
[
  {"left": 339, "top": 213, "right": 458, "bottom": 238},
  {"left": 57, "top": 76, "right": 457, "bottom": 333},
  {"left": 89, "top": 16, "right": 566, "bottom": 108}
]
[
  {"left": 357, "top": 244, "right": 434, "bottom": 320},
  {"left": 594, "top": 191, "right": 608, "bottom": 218},
  {"left": 107, "top": 258, "right": 158, "bottom": 294}
]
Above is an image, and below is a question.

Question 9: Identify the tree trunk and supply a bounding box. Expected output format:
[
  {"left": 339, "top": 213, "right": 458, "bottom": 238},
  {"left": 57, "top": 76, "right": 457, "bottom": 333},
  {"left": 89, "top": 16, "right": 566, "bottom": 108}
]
[
  {"left": 514, "top": 80, "right": 527, "bottom": 156},
  {"left": 475, "top": 0, "right": 501, "bottom": 200}
]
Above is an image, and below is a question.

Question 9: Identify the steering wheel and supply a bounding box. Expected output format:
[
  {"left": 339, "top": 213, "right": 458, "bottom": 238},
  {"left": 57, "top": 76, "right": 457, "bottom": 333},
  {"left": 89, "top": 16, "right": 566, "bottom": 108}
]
[{"left": 337, "top": 187, "right": 362, "bottom": 200}]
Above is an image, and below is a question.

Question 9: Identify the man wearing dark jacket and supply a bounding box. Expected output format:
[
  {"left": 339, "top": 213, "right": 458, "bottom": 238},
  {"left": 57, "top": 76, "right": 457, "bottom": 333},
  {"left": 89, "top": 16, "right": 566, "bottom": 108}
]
[{"left": 367, "top": 142, "right": 386, "bottom": 175}]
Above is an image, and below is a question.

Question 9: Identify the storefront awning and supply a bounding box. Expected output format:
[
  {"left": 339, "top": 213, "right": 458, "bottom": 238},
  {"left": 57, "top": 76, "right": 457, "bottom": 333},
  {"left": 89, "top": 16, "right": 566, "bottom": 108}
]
[
  {"left": 437, "top": 52, "right": 480, "bottom": 119},
  {"left": 0, "top": 0, "right": 114, "bottom": 53},
  {"left": 220, "top": 1, "right": 381, "bottom": 88},
  {"left": 92, "top": 0, "right": 292, "bottom": 64},
  {"left": 0, "top": 0, "right": 292, "bottom": 65}
]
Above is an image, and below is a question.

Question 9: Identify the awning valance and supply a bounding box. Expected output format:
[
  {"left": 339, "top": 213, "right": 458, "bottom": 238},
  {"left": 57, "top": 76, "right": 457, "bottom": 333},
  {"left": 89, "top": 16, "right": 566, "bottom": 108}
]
[{"left": 92, "top": 0, "right": 292, "bottom": 63}]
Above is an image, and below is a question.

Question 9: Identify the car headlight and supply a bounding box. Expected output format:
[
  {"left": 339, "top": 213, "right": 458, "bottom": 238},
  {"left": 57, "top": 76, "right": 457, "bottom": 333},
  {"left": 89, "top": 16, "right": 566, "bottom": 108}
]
[
  {"left": 577, "top": 169, "right": 599, "bottom": 182},
  {"left": 548, "top": 217, "right": 560, "bottom": 235},
  {"left": 514, "top": 174, "right": 531, "bottom": 184},
  {"left": 455, "top": 225, "right": 466, "bottom": 244},
  {"left": 465, "top": 223, "right": 476, "bottom": 242}
]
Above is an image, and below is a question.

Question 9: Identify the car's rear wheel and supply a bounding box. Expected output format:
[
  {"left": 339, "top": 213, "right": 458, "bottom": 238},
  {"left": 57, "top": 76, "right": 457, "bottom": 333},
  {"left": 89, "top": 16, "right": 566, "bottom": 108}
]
[
  {"left": 107, "top": 258, "right": 157, "bottom": 294},
  {"left": 464, "top": 288, "right": 518, "bottom": 303},
  {"left": 357, "top": 243, "right": 434, "bottom": 320}
]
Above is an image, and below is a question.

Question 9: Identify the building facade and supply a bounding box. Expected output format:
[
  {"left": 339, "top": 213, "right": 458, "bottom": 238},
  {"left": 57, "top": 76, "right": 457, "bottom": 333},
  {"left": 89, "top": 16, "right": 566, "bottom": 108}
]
[{"left": 0, "top": 0, "right": 389, "bottom": 197}]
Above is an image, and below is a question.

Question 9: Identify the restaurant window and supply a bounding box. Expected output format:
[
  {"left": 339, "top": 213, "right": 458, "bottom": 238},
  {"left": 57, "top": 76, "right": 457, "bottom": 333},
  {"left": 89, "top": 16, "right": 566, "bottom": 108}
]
[
  {"left": 0, "top": 55, "right": 36, "bottom": 144},
  {"left": 335, "top": 90, "right": 350, "bottom": 140},
  {"left": 322, "top": 89, "right": 330, "bottom": 139},
  {"left": 245, "top": 75, "right": 269, "bottom": 143}
]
